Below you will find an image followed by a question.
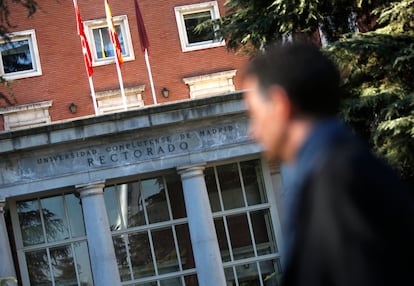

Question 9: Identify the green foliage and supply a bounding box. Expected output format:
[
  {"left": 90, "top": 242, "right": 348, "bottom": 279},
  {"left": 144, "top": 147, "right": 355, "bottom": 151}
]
[
  {"left": 205, "top": 0, "right": 391, "bottom": 53},
  {"left": 214, "top": 0, "right": 414, "bottom": 185},
  {"left": 326, "top": 0, "right": 414, "bottom": 183}
]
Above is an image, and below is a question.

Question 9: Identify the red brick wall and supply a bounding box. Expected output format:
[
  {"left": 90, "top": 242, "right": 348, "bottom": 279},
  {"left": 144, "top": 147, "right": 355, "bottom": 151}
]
[{"left": 0, "top": 0, "right": 248, "bottom": 129}]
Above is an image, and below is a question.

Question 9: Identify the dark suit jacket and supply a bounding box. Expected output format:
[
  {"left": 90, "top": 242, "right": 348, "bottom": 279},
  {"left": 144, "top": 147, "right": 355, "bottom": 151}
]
[{"left": 282, "top": 119, "right": 414, "bottom": 286}]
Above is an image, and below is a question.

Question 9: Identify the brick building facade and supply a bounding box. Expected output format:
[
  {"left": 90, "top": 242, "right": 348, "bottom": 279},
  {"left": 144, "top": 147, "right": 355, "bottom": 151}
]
[{"left": 0, "top": 1, "right": 285, "bottom": 286}]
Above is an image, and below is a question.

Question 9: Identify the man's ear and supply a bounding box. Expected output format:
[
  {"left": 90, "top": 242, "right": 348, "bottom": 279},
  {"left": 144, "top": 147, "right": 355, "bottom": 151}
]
[{"left": 267, "top": 85, "right": 293, "bottom": 120}]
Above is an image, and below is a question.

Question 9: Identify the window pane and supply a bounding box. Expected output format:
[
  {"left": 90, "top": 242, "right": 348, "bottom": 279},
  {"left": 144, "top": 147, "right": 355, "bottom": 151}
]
[
  {"left": 184, "top": 274, "right": 199, "bottom": 286},
  {"left": 175, "top": 224, "right": 195, "bottom": 270},
  {"left": 113, "top": 235, "right": 131, "bottom": 281},
  {"left": 166, "top": 173, "right": 187, "bottom": 219},
  {"left": 227, "top": 214, "right": 254, "bottom": 260},
  {"left": 251, "top": 210, "right": 277, "bottom": 255},
  {"left": 184, "top": 11, "right": 214, "bottom": 44},
  {"left": 240, "top": 160, "right": 268, "bottom": 205},
  {"left": 205, "top": 167, "right": 221, "bottom": 212},
  {"left": 50, "top": 245, "right": 77, "bottom": 285},
  {"left": 152, "top": 227, "right": 179, "bottom": 274},
  {"left": 104, "top": 186, "right": 122, "bottom": 231},
  {"left": 17, "top": 199, "right": 45, "bottom": 246},
  {"left": 129, "top": 232, "right": 155, "bottom": 279},
  {"left": 126, "top": 182, "right": 146, "bottom": 228},
  {"left": 73, "top": 242, "right": 94, "bottom": 286},
  {"left": 0, "top": 39, "right": 33, "bottom": 73},
  {"left": 214, "top": 217, "right": 230, "bottom": 262},
  {"left": 217, "top": 163, "right": 244, "bottom": 210},
  {"left": 26, "top": 249, "right": 52, "bottom": 286},
  {"left": 142, "top": 178, "right": 170, "bottom": 223},
  {"left": 65, "top": 194, "right": 85, "bottom": 238},
  {"left": 159, "top": 276, "right": 182, "bottom": 286},
  {"left": 260, "top": 259, "right": 283, "bottom": 285},
  {"left": 93, "top": 25, "right": 125, "bottom": 59},
  {"left": 41, "top": 196, "right": 69, "bottom": 242},
  {"left": 224, "top": 267, "right": 237, "bottom": 285},
  {"left": 236, "top": 263, "right": 260, "bottom": 286}
]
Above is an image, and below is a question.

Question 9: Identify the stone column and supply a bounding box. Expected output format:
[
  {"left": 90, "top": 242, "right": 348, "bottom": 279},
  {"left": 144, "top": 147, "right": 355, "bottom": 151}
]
[
  {"left": 178, "top": 165, "right": 227, "bottom": 286},
  {"left": 0, "top": 200, "right": 16, "bottom": 280},
  {"left": 76, "top": 181, "right": 121, "bottom": 286}
]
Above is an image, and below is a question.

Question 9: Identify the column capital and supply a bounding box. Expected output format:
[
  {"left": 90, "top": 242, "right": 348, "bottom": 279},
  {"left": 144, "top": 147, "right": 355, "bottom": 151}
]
[
  {"left": 76, "top": 180, "right": 106, "bottom": 199},
  {"left": 177, "top": 164, "right": 206, "bottom": 180}
]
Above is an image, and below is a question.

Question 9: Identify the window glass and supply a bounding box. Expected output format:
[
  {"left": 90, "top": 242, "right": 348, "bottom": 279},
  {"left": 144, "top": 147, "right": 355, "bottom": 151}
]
[
  {"left": 26, "top": 249, "right": 51, "bottom": 286},
  {"left": 227, "top": 213, "right": 254, "bottom": 260},
  {"left": 175, "top": 224, "right": 195, "bottom": 270},
  {"left": 16, "top": 195, "right": 92, "bottom": 285},
  {"left": 205, "top": 167, "right": 221, "bottom": 212},
  {"left": 159, "top": 277, "right": 182, "bottom": 286},
  {"left": 17, "top": 200, "right": 44, "bottom": 246},
  {"left": 126, "top": 182, "right": 146, "bottom": 228},
  {"left": 183, "top": 11, "right": 214, "bottom": 44},
  {"left": 184, "top": 274, "right": 199, "bottom": 286},
  {"left": 251, "top": 209, "right": 278, "bottom": 255},
  {"left": 142, "top": 178, "right": 170, "bottom": 223},
  {"left": 214, "top": 217, "right": 231, "bottom": 262},
  {"left": 0, "top": 39, "right": 33, "bottom": 73},
  {"left": 175, "top": 2, "right": 224, "bottom": 52},
  {"left": 129, "top": 232, "right": 155, "bottom": 279},
  {"left": 50, "top": 245, "right": 77, "bottom": 285},
  {"left": 152, "top": 227, "right": 179, "bottom": 274},
  {"left": 92, "top": 25, "right": 125, "bottom": 59},
  {"left": 240, "top": 159, "right": 268, "bottom": 205},
  {"left": 166, "top": 173, "right": 187, "bottom": 219},
  {"left": 104, "top": 185, "right": 122, "bottom": 230},
  {"left": 235, "top": 263, "right": 260, "bottom": 285},
  {"left": 217, "top": 163, "right": 244, "bottom": 210},
  {"left": 0, "top": 30, "right": 41, "bottom": 79},
  {"left": 259, "top": 259, "right": 283, "bottom": 285},
  {"left": 40, "top": 196, "right": 69, "bottom": 243},
  {"left": 113, "top": 235, "right": 131, "bottom": 281},
  {"left": 73, "top": 242, "right": 94, "bottom": 286},
  {"left": 84, "top": 15, "right": 135, "bottom": 65},
  {"left": 66, "top": 194, "right": 86, "bottom": 237}
]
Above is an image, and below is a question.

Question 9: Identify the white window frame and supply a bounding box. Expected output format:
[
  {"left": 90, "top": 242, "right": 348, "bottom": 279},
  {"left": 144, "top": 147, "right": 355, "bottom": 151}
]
[
  {"left": 0, "top": 29, "right": 42, "bottom": 80},
  {"left": 174, "top": 1, "right": 225, "bottom": 52},
  {"left": 9, "top": 194, "right": 93, "bottom": 286},
  {"left": 83, "top": 15, "right": 135, "bottom": 67}
]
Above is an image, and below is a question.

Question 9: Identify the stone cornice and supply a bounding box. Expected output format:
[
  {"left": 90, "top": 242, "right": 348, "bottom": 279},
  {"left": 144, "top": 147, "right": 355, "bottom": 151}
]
[{"left": 0, "top": 92, "right": 245, "bottom": 154}]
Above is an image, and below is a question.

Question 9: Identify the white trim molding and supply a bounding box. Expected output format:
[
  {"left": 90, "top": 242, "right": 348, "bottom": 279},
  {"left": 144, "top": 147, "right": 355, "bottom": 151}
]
[
  {"left": 183, "top": 69, "right": 237, "bottom": 99},
  {"left": 0, "top": 100, "right": 52, "bottom": 131},
  {"left": 174, "top": 1, "right": 225, "bottom": 52},
  {"left": 0, "top": 29, "right": 42, "bottom": 80}
]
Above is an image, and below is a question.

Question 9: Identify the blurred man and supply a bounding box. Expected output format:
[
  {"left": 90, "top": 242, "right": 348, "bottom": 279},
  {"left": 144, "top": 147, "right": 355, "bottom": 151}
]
[{"left": 243, "top": 43, "right": 414, "bottom": 286}]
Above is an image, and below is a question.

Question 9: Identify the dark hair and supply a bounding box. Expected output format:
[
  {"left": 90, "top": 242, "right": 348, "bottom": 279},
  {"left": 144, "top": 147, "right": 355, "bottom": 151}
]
[{"left": 244, "top": 43, "right": 341, "bottom": 118}]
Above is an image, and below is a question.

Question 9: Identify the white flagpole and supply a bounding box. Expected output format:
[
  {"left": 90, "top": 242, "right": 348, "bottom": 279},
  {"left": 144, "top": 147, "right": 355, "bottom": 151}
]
[
  {"left": 144, "top": 48, "right": 157, "bottom": 104},
  {"left": 88, "top": 76, "right": 99, "bottom": 115},
  {"left": 114, "top": 56, "right": 127, "bottom": 110}
]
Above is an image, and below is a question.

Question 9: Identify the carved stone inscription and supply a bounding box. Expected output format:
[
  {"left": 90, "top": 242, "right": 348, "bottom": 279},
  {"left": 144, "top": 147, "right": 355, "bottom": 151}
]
[{"left": 20, "top": 122, "right": 248, "bottom": 179}]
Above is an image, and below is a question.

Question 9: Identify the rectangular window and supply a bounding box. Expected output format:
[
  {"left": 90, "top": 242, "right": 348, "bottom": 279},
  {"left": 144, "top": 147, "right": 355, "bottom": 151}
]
[
  {"left": 175, "top": 1, "right": 225, "bottom": 52},
  {"left": 104, "top": 173, "right": 196, "bottom": 285},
  {"left": 0, "top": 29, "right": 42, "bottom": 79},
  {"left": 12, "top": 194, "right": 94, "bottom": 285},
  {"left": 206, "top": 159, "right": 282, "bottom": 285},
  {"left": 104, "top": 159, "right": 281, "bottom": 286},
  {"left": 84, "top": 15, "right": 134, "bottom": 66}
]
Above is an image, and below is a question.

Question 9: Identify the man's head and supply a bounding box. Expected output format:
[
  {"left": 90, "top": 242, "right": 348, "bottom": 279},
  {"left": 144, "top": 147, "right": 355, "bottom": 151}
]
[{"left": 243, "top": 43, "right": 341, "bottom": 162}]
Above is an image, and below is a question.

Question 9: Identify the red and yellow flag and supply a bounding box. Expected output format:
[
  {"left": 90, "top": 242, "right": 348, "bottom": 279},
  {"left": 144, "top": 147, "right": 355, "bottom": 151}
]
[
  {"left": 104, "top": 0, "right": 123, "bottom": 66},
  {"left": 73, "top": 0, "right": 93, "bottom": 77}
]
